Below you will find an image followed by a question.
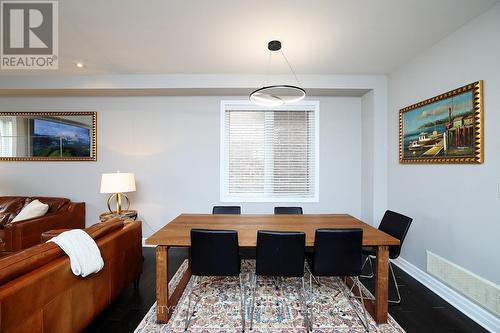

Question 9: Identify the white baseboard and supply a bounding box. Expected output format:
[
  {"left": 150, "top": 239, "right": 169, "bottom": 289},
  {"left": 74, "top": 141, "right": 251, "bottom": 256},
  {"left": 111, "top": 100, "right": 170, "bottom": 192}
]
[{"left": 393, "top": 257, "right": 500, "bottom": 333}]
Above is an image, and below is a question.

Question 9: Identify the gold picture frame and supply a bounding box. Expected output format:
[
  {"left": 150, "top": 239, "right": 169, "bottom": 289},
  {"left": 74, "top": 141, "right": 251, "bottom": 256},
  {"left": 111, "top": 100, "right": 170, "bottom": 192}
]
[
  {"left": 399, "top": 81, "right": 483, "bottom": 164},
  {"left": 0, "top": 111, "right": 97, "bottom": 161}
]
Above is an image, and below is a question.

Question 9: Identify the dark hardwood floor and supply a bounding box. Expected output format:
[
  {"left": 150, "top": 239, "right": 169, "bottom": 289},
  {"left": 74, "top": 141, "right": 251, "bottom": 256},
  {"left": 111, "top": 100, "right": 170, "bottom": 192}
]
[{"left": 84, "top": 247, "right": 489, "bottom": 333}]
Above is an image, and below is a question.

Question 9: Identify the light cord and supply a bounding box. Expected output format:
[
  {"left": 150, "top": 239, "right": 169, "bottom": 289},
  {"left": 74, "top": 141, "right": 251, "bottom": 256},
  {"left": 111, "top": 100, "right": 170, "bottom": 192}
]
[
  {"left": 263, "top": 50, "right": 272, "bottom": 87},
  {"left": 280, "top": 49, "right": 302, "bottom": 87}
]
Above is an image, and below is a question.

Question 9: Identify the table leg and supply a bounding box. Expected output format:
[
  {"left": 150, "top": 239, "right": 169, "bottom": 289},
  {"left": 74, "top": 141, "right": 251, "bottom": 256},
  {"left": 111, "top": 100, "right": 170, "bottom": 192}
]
[
  {"left": 156, "top": 246, "right": 192, "bottom": 324},
  {"left": 169, "top": 253, "right": 192, "bottom": 311},
  {"left": 374, "top": 245, "right": 389, "bottom": 324},
  {"left": 156, "top": 245, "right": 169, "bottom": 323}
]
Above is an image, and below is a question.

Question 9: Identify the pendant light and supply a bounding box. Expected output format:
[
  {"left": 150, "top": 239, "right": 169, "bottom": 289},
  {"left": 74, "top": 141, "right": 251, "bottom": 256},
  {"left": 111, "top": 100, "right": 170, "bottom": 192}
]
[{"left": 249, "top": 40, "right": 306, "bottom": 107}]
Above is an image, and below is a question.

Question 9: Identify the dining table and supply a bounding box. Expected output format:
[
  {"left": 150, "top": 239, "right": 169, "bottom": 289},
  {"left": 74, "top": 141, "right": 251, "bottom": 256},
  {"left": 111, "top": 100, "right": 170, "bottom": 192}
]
[{"left": 145, "top": 213, "right": 400, "bottom": 324}]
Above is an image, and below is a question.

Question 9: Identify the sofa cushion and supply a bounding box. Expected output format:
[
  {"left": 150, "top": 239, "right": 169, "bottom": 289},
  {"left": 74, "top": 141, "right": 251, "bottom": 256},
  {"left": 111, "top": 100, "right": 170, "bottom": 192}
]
[
  {"left": 29, "top": 197, "right": 70, "bottom": 213},
  {"left": 0, "top": 213, "right": 10, "bottom": 227},
  {"left": 12, "top": 200, "right": 49, "bottom": 223},
  {"left": 0, "top": 197, "right": 29, "bottom": 227}
]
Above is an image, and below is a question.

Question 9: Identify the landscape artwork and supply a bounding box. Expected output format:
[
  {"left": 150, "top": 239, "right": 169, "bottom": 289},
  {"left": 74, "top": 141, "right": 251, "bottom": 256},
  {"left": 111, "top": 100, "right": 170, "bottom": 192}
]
[
  {"left": 399, "top": 81, "right": 483, "bottom": 164},
  {"left": 32, "top": 119, "right": 91, "bottom": 157}
]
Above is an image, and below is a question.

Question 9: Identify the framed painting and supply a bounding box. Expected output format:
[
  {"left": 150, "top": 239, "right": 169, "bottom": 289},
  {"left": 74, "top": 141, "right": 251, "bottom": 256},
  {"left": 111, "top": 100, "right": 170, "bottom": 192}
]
[
  {"left": 399, "top": 81, "right": 483, "bottom": 164},
  {"left": 0, "top": 111, "right": 97, "bottom": 161}
]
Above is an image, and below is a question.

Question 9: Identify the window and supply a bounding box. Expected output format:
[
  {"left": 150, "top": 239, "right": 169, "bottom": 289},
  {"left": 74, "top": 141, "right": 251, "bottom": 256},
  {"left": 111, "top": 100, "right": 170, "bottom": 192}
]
[{"left": 220, "top": 101, "right": 319, "bottom": 202}]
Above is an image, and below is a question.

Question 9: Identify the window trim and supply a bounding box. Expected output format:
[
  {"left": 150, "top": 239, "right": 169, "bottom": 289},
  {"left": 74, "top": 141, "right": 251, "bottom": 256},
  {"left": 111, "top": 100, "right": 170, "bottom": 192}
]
[{"left": 220, "top": 100, "right": 320, "bottom": 203}]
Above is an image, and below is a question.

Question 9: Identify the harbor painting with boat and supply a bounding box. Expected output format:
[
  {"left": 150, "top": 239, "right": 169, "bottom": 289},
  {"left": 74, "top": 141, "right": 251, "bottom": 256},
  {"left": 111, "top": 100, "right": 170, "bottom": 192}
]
[{"left": 399, "top": 81, "right": 483, "bottom": 164}]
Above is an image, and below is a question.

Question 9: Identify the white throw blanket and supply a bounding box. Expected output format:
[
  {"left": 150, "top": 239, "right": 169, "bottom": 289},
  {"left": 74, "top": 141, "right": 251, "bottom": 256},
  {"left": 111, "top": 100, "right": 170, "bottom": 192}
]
[{"left": 49, "top": 229, "right": 104, "bottom": 277}]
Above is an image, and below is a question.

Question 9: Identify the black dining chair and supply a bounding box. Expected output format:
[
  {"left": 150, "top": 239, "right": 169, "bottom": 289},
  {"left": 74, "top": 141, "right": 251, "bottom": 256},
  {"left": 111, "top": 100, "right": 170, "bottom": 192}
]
[
  {"left": 306, "top": 228, "right": 369, "bottom": 332},
  {"left": 360, "top": 210, "right": 413, "bottom": 304},
  {"left": 249, "top": 230, "right": 310, "bottom": 331},
  {"left": 186, "top": 229, "right": 245, "bottom": 331},
  {"left": 274, "top": 206, "right": 303, "bottom": 215},
  {"left": 212, "top": 205, "right": 241, "bottom": 214}
]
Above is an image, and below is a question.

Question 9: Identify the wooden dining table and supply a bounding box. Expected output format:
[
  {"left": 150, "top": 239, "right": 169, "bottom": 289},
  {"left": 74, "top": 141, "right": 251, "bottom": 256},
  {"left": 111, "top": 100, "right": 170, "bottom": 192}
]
[{"left": 145, "top": 214, "right": 400, "bottom": 325}]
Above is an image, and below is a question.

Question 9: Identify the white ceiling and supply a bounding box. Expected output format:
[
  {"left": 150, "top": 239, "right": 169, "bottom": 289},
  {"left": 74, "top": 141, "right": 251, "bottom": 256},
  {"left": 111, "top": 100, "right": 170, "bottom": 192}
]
[{"left": 2, "top": 0, "right": 498, "bottom": 75}]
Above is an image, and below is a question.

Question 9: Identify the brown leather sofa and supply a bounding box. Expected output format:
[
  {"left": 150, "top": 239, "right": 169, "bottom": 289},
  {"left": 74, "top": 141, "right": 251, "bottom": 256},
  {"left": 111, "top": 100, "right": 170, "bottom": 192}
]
[
  {"left": 0, "top": 196, "right": 85, "bottom": 253},
  {"left": 0, "top": 218, "right": 142, "bottom": 333}
]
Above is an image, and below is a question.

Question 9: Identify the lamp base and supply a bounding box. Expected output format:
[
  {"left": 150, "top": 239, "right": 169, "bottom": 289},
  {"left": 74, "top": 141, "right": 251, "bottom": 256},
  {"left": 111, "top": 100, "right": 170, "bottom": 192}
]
[{"left": 107, "top": 192, "right": 130, "bottom": 215}]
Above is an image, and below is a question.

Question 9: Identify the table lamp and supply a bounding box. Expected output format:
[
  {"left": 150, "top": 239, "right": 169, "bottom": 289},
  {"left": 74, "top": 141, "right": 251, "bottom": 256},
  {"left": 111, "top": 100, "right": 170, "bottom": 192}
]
[{"left": 100, "top": 172, "right": 136, "bottom": 214}]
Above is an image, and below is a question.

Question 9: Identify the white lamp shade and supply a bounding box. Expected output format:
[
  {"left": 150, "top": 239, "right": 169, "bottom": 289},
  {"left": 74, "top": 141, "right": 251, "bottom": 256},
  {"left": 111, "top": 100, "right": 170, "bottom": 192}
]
[{"left": 100, "top": 172, "right": 136, "bottom": 194}]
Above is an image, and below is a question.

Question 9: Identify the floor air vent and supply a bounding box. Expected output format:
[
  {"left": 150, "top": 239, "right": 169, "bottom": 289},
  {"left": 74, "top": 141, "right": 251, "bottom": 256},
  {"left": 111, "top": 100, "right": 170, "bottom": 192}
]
[{"left": 427, "top": 250, "right": 500, "bottom": 317}]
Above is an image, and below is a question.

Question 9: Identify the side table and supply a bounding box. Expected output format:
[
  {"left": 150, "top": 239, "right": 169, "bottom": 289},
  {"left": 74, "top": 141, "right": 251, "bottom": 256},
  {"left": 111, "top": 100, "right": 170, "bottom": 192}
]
[{"left": 99, "top": 209, "right": 138, "bottom": 222}]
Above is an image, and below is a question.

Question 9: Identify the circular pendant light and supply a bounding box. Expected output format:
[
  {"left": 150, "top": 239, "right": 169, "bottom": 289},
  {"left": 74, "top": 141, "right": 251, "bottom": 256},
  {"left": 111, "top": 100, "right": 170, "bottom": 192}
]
[{"left": 250, "top": 40, "right": 306, "bottom": 107}]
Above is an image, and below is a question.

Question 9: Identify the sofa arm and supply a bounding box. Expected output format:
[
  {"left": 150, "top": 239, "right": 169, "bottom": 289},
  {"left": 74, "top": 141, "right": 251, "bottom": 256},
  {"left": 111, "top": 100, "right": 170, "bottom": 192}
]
[
  {"left": 2, "top": 202, "right": 85, "bottom": 252},
  {"left": 40, "top": 229, "right": 71, "bottom": 242}
]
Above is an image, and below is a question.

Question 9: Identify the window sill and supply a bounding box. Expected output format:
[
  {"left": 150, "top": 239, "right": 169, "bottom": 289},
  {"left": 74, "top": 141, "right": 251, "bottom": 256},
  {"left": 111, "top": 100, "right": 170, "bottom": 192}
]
[{"left": 220, "top": 196, "right": 319, "bottom": 203}]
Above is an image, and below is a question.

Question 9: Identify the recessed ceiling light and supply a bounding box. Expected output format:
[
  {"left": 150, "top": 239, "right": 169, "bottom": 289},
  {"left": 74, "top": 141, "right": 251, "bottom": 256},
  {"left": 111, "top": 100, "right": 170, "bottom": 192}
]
[{"left": 75, "top": 62, "right": 84, "bottom": 68}]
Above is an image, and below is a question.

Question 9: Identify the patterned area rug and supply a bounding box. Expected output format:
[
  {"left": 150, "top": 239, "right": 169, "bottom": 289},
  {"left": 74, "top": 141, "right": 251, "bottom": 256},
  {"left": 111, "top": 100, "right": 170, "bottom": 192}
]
[{"left": 134, "top": 260, "right": 405, "bottom": 333}]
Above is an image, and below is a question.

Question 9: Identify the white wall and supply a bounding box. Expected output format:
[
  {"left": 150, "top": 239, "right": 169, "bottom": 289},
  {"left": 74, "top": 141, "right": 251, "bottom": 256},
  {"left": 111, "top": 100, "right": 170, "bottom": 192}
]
[
  {"left": 388, "top": 4, "right": 500, "bottom": 284},
  {"left": 0, "top": 96, "right": 362, "bottom": 236},
  {"left": 361, "top": 91, "right": 374, "bottom": 224}
]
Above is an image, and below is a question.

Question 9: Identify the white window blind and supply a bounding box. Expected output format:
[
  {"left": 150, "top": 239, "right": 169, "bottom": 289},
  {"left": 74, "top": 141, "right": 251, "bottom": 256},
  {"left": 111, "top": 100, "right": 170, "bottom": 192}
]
[
  {"left": 221, "top": 101, "right": 319, "bottom": 202},
  {"left": 0, "top": 117, "right": 14, "bottom": 157}
]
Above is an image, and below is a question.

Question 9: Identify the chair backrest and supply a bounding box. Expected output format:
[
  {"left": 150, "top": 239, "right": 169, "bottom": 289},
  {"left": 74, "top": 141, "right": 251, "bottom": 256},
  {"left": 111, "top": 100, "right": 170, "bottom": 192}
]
[
  {"left": 212, "top": 206, "right": 241, "bottom": 214},
  {"left": 256, "top": 230, "right": 305, "bottom": 277},
  {"left": 190, "top": 229, "right": 240, "bottom": 276},
  {"left": 274, "top": 206, "right": 303, "bottom": 215},
  {"left": 312, "top": 228, "right": 363, "bottom": 277},
  {"left": 378, "top": 210, "right": 413, "bottom": 259}
]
